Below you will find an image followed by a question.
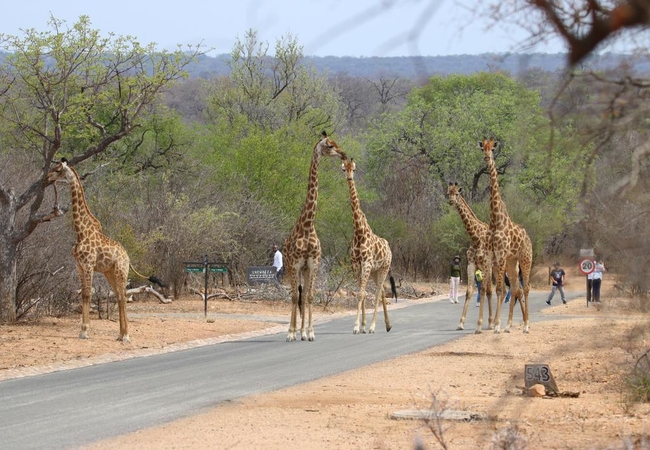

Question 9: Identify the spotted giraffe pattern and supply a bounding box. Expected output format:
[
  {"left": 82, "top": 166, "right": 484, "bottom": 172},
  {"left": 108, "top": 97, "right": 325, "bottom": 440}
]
[
  {"left": 447, "top": 182, "right": 495, "bottom": 332},
  {"left": 47, "top": 160, "right": 131, "bottom": 342},
  {"left": 343, "top": 158, "right": 392, "bottom": 334},
  {"left": 480, "top": 139, "right": 533, "bottom": 333},
  {"left": 284, "top": 132, "right": 346, "bottom": 342}
]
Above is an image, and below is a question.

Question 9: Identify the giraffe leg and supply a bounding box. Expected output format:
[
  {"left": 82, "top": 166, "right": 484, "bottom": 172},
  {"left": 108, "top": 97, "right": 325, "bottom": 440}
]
[
  {"left": 354, "top": 271, "right": 370, "bottom": 334},
  {"left": 485, "top": 267, "right": 495, "bottom": 330},
  {"left": 378, "top": 271, "right": 392, "bottom": 332},
  {"left": 106, "top": 267, "right": 130, "bottom": 343},
  {"left": 520, "top": 249, "right": 533, "bottom": 333},
  {"left": 458, "top": 261, "right": 475, "bottom": 330},
  {"left": 299, "top": 267, "right": 310, "bottom": 341},
  {"left": 77, "top": 265, "right": 93, "bottom": 340},
  {"left": 476, "top": 264, "right": 494, "bottom": 333},
  {"left": 503, "top": 261, "right": 519, "bottom": 333},
  {"left": 305, "top": 263, "right": 317, "bottom": 341},
  {"left": 286, "top": 267, "right": 299, "bottom": 342},
  {"left": 369, "top": 269, "right": 390, "bottom": 333},
  {"left": 492, "top": 261, "right": 507, "bottom": 334}
]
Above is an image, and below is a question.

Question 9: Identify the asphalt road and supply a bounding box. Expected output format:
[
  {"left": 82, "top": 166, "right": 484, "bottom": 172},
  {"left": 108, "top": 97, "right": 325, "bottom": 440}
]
[{"left": 0, "top": 290, "right": 582, "bottom": 449}]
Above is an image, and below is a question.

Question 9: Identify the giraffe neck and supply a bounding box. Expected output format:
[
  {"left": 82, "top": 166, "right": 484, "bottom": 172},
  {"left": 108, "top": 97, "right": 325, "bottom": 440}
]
[
  {"left": 347, "top": 176, "right": 370, "bottom": 235},
  {"left": 65, "top": 166, "right": 103, "bottom": 239},
  {"left": 454, "top": 195, "right": 484, "bottom": 247},
  {"left": 295, "top": 150, "right": 321, "bottom": 233},
  {"left": 486, "top": 155, "right": 507, "bottom": 228}
]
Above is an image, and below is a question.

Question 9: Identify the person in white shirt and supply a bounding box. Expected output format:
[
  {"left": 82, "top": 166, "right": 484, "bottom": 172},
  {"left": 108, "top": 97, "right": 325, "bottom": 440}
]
[
  {"left": 272, "top": 244, "right": 283, "bottom": 283},
  {"left": 590, "top": 258, "right": 605, "bottom": 302}
]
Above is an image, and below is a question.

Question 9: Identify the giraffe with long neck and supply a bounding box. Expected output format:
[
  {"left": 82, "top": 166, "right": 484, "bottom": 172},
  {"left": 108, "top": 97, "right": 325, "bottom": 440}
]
[
  {"left": 343, "top": 158, "right": 395, "bottom": 334},
  {"left": 447, "top": 182, "right": 494, "bottom": 332},
  {"left": 284, "top": 132, "right": 346, "bottom": 342},
  {"left": 480, "top": 138, "right": 533, "bottom": 333},
  {"left": 46, "top": 159, "right": 131, "bottom": 342}
]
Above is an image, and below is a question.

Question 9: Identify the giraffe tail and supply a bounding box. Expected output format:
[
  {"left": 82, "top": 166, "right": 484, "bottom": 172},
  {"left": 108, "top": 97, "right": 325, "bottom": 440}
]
[
  {"left": 389, "top": 275, "right": 397, "bottom": 302},
  {"left": 298, "top": 285, "right": 304, "bottom": 318},
  {"left": 129, "top": 265, "right": 167, "bottom": 289}
]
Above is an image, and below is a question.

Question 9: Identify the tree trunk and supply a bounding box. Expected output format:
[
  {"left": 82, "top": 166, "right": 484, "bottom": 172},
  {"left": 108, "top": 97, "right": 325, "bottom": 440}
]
[{"left": 0, "top": 233, "right": 18, "bottom": 323}]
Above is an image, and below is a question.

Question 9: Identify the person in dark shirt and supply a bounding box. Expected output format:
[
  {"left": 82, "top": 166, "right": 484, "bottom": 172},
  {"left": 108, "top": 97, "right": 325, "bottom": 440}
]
[
  {"left": 449, "top": 255, "right": 461, "bottom": 304},
  {"left": 546, "top": 261, "right": 566, "bottom": 305}
]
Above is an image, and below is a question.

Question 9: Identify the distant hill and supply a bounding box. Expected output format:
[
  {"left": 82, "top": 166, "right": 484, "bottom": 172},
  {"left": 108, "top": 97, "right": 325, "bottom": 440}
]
[
  {"left": 1, "top": 51, "right": 645, "bottom": 80},
  {"left": 187, "top": 52, "right": 647, "bottom": 79}
]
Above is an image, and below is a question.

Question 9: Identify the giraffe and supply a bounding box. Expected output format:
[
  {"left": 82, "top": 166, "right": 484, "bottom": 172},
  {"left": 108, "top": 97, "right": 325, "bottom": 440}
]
[
  {"left": 447, "top": 182, "right": 495, "bottom": 332},
  {"left": 284, "top": 132, "right": 347, "bottom": 342},
  {"left": 480, "top": 138, "right": 533, "bottom": 333},
  {"left": 343, "top": 158, "right": 396, "bottom": 334},
  {"left": 46, "top": 159, "right": 131, "bottom": 342}
]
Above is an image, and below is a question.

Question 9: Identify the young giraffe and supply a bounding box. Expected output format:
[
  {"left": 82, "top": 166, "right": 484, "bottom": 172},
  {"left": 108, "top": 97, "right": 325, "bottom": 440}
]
[
  {"left": 447, "top": 182, "right": 494, "bottom": 332},
  {"left": 284, "top": 132, "right": 346, "bottom": 342},
  {"left": 480, "top": 138, "right": 533, "bottom": 333},
  {"left": 46, "top": 159, "right": 131, "bottom": 342},
  {"left": 343, "top": 158, "right": 396, "bottom": 334}
]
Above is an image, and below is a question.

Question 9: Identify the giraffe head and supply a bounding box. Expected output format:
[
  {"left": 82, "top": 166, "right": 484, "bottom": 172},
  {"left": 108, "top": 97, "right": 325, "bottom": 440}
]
[
  {"left": 447, "top": 182, "right": 462, "bottom": 206},
  {"left": 316, "top": 131, "right": 347, "bottom": 161},
  {"left": 342, "top": 157, "right": 356, "bottom": 180},
  {"left": 479, "top": 138, "right": 498, "bottom": 164},
  {"left": 46, "top": 158, "right": 73, "bottom": 184}
]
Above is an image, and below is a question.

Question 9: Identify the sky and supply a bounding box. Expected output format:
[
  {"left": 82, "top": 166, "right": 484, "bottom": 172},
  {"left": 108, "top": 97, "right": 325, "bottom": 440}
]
[{"left": 1, "top": 0, "right": 568, "bottom": 57}]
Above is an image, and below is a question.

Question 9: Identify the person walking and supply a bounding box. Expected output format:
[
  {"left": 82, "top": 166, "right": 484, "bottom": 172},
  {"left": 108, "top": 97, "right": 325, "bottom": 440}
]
[
  {"left": 449, "top": 255, "right": 461, "bottom": 304},
  {"left": 546, "top": 261, "right": 567, "bottom": 305},
  {"left": 591, "top": 258, "right": 605, "bottom": 303},
  {"left": 272, "top": 244, "right": 283, "bottom": 283},
  {"left": 474, "top": 268, "right": 483, "bottom": 307}
]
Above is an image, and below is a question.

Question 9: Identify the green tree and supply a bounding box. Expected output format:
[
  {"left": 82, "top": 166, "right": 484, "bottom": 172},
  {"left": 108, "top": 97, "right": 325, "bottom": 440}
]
[
  {"left": 0, "top": 15, "right": 200, "bottom": 322},
  {"left": 365, "top": 72, "right": 583, "bottom": 276}
]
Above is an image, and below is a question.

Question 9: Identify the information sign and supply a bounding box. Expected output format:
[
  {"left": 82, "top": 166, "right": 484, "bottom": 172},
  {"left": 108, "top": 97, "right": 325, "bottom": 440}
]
[{"left": 246, "top": 266, "right": 277, "bottom": 284}]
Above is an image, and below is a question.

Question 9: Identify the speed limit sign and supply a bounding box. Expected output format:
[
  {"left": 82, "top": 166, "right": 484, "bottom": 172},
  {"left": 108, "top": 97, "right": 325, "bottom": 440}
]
[{"left": 579, "top": 258, "right": 595, "bottom": 275}]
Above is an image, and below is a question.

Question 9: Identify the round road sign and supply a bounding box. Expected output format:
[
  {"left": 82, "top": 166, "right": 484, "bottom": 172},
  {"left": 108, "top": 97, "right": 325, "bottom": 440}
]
[{"left": 579, "top": 258, "right": 595, "bottom": 275}]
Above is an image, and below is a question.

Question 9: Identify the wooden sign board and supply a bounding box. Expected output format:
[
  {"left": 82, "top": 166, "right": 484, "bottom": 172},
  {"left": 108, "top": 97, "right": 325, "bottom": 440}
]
[{"left": 246, "top": 266, "right": 277, "bottom": 284}]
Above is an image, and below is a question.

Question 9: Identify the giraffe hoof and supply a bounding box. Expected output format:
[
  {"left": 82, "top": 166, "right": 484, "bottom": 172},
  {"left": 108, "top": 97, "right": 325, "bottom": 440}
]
[
  {"left": 457, "top": 325, "right": 465, "bottom": 331},
  {"left": 117, "top": 335, "right": 131, "bottom": 343},
  {"left": 286, "top": 336, "right": 296, "bottom": 342},
  {"left": 504, "top": 329, "right": 511, "bottom": 334},
  {"left": 78, "top": 332, "right": 89, "bottom": 340},
  {"left": 369, "top": 329, "right": 375, "bottom": 334},
  {"left": 308, "top": 337, "right": 315, "bottom": 342},
  {"left": 386, "top": 325, "right": 392, "bottom": 332},
  {"left": 474, "top": 329, "right": 482, "bottom": 335},
  {"left": 353, "top": 330, "right": 359, "bottom": 334}
]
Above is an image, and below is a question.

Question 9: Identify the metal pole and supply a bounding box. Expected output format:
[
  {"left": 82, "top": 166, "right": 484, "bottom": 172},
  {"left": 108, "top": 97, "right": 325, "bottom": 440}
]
[{"left": 204, "top": 254, "right": 208, "bottom": 317}]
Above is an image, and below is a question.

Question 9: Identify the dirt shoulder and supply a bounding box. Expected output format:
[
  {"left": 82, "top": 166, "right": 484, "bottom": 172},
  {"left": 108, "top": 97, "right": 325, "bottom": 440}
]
[{"left": 3, "top": 279, "right": 650, "bottom": 449}]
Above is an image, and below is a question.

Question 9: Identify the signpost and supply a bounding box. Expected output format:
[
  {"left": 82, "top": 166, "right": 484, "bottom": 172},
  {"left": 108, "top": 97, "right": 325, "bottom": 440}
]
[{"left": 184, "top": 255, "right": 229, "bottom": 317}]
